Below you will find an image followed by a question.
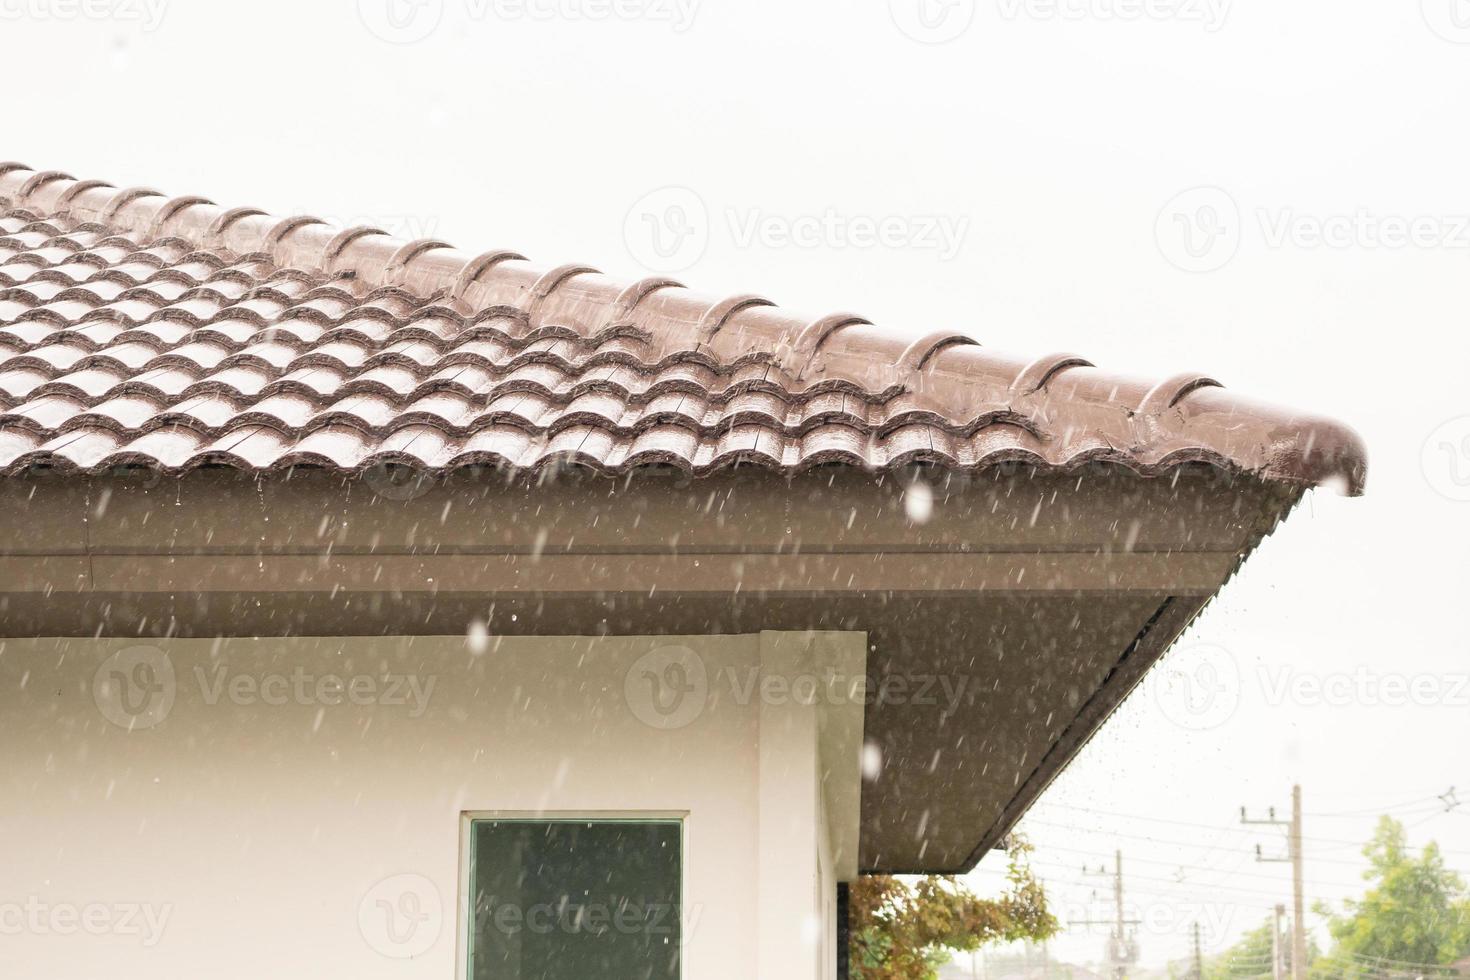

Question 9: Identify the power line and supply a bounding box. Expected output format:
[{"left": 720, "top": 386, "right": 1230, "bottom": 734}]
[
  {"left": 1023, "top": 857, "right": 1322, "bottom": 901},
  {"left": 1304, "top": 797, "right": 1440, "bottom": 818},
  {"left": 1335, "top": 951, "right": 1463, "bottom": 972},
  {"left": 1045, "top": 868, "right": 1283, "bottom": 910},
  {"left": 1030, "top": 840, "right": 1372, "bottom": 891},
  {"left": 1020, "top": 821, "right": 1280, "bottom": 880},
  {"left": 1018, "top": 818, "right": 1393, "bottom": 871},
  {"left": 1021, "top": 817, "right": 1267, "bottom": 851},
  {"left": 975, "top": 794, "right": 1470, "bottom": 976},
  {"left": 1309, "top": 970, "right": 1445, "bottom": 980},
  {"left": 1019, "top": 814, "right": 1470, "bottom": 867},
  {"left": 1030, "top": 801, "right": 1470, "bottom": 856}
]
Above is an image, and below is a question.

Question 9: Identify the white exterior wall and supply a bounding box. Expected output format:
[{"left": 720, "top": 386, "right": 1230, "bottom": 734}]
[{"left": 0, "top": 631, "right": 864, "bottom": 980}]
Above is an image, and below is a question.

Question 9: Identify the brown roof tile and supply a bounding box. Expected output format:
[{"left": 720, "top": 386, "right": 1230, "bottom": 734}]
[{"left": 0, "top": 165, "right": 1368, "bottom": 492}]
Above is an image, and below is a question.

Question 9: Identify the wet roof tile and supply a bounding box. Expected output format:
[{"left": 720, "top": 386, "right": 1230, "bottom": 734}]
[{"left": 0, "top": 165, "right": 1367, "bottom": 491}]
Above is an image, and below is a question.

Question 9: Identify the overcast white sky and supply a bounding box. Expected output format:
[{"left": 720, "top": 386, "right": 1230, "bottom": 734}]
[{"left": 8, "top": 0, "right": 1470, "bottom": 970}]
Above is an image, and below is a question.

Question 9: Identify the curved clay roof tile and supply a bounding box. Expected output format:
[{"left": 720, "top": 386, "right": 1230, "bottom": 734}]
[{"left": 0, "top": 165, "right": 1368, "bottom": 494}]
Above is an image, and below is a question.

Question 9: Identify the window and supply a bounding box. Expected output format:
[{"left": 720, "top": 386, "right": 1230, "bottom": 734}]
[{"left": 465, "top": 817, "right": 682, "bottom": 980}]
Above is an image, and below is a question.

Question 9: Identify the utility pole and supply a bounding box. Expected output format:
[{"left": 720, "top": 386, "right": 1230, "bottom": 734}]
[
  {"left": 1272, "top": 904, "right": 1285, "bottom": 980},
  {"left": 1290, "top": 786, "right": 1305, "bottom": 980},
  {"left": 1242, "top": 785, "right": 1306, "bottom": 980},
  {"left": 1191, "top": 922, "right": 1204, "bottom": 980},
  {"left": 1077, "top": 850, "right": 1141, "bottom": 980}
]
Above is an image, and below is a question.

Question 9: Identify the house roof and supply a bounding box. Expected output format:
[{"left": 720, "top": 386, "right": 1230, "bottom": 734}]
[
  {"left": 0, "top": 164, "right": 1366, "bottom": 492},
  {"left": 1, "top": 169, "right": 1353, "bottom": 874}
]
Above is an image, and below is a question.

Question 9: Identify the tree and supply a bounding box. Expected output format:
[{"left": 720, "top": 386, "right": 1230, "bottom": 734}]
[
  {"left": 850, "top": 837, "right": 1059, "bottom": 980},
  {"left": 1312, "top": 816, "right": 1470, "bottom": 979},
  {"left": 1203, "top": 916, "right": 1280, "bottom": 980},
  {"left": 1200, "top": 915, "right": 1319, "bottom": 980}
]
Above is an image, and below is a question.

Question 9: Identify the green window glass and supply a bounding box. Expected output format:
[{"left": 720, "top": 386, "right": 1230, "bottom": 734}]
[{"left": 467, "top": 818, "right": 682, "bottom": 980}]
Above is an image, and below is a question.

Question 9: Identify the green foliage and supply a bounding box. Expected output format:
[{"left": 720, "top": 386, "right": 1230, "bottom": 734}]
[
  {"left": 1310, "top": 816, "right": 1470, "bottom": 978},
  {"left": 1200, "top": 914, "right": 1320, "bottom": 980},
  {"left": 1204, "top": 917, "right": 1283, "bottom": 980},
  {"left": 849, "top": 838, "right": 1059, "bottom": 980}
]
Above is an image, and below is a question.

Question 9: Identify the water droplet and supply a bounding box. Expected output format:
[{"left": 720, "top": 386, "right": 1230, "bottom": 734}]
[
  {"left": 861, "top": 740, "right": 883, "bottom": 781},
  {"left": 903, "top": 481, "right": 934, "bottom": 523},
  {"left": 466, "top": 619, "right": 489, "bottom": 655}
]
